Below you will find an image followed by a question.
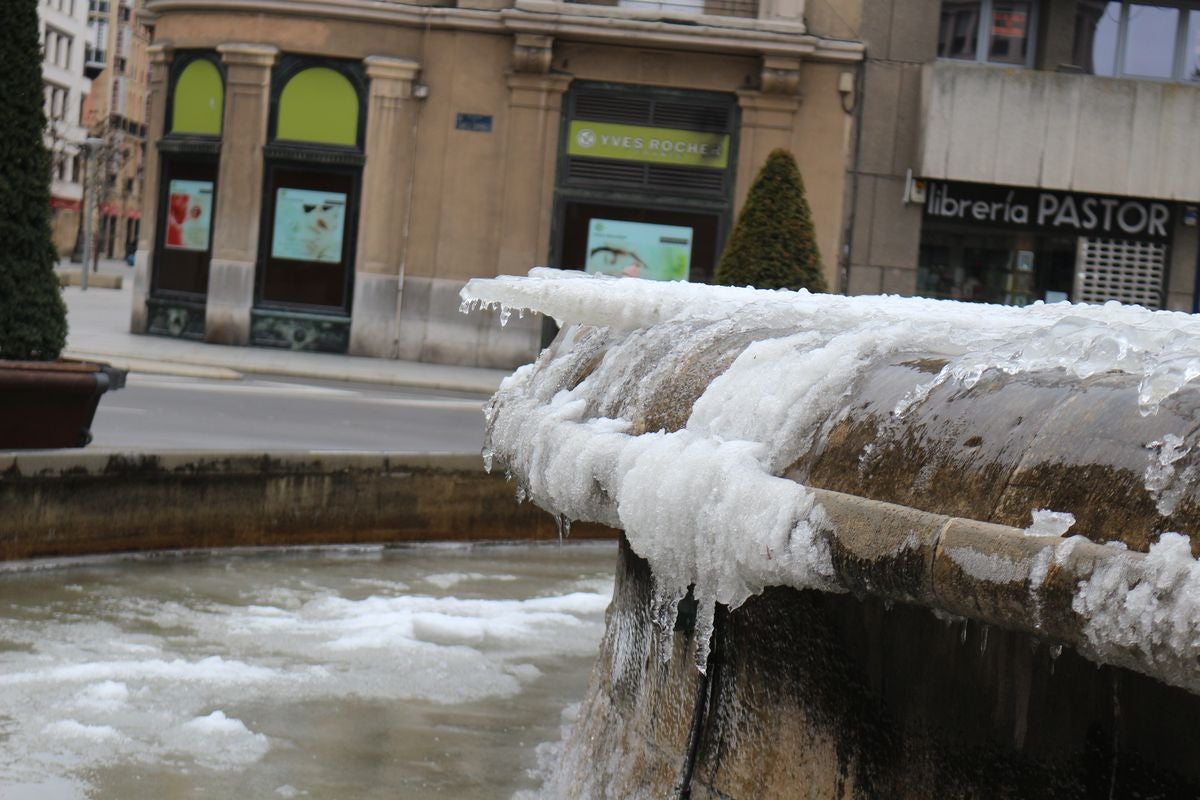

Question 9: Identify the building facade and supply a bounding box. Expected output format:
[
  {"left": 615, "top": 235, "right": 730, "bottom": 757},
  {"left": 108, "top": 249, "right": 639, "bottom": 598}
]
[
  {"left": 134, "top": 0, "right": 864, "bottom": 365},
  {"left": 39, "top": 0, "right": 93, "bottom": 255},
  {"left": 847, "top": 0, "right": 1200, "bottom": 312},
  {"left": 82, "top": 0, "right": 152, "bottom": 263}
]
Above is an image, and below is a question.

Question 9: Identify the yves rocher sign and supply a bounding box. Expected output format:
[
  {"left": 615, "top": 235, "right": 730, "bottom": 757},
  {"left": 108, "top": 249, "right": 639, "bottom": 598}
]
[{"left": 923, "top": 180, "right": 1173, "bottom": 242}]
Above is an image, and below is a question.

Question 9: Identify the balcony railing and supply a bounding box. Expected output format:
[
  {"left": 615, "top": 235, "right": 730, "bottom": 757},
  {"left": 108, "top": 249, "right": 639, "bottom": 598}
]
[{"left": 564, "top": 0, "right": 757, "bottom": 20}]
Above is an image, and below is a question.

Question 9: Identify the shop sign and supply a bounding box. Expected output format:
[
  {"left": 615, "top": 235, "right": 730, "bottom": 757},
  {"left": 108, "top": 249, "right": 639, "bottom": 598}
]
[
  {"left": 567, "top": 120, "right": 729, "bottom": 169},
  {"left": 924, "top": 181, "right": 1172, "bottom": 242}
]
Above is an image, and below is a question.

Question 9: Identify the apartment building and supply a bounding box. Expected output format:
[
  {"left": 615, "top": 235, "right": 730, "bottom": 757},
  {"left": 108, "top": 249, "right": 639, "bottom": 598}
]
[
  {"left": 133, "top": 0, "right": 865, "bottom": 365},
  {"left": 82, "top": 0, "right": 152, "bottom": 262},
  {"left": 39, "top": 0, "right": 92, "bottom": 255},
  {"left": 847, "top": 0, "right": 1200, "bottom": 312}
]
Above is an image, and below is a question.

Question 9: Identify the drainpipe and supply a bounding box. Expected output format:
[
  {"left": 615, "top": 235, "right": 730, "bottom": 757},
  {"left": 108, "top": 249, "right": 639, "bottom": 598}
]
[{"left": 839, "top": 58, "right": 865, "bottom": 296}]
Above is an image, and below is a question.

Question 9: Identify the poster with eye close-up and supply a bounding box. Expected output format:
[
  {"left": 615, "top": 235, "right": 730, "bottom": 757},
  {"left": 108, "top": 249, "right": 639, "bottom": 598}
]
[{"left": 584, "top": 218, "right": 693, "bottom": 281}]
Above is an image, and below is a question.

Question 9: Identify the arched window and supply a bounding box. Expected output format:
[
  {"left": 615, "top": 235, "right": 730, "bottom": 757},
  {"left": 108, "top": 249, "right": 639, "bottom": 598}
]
[
  {"left": 275, "top": 67, "right": 359, "bottom": 147},
  {"left": 254, "top": 59, "right": 365, "bottom": 353},
  {"left": 171, "top": 58, "right": 224, "bottom": 136}
]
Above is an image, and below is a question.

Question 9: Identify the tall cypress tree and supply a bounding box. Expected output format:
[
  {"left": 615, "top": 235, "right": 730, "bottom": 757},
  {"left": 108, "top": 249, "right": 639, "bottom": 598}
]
[
  {"left": 0, "top": 0, "right": 69, "bottom": 360},
  {"left": 715, "top": 148, "right": 828, "bottom": 293}
]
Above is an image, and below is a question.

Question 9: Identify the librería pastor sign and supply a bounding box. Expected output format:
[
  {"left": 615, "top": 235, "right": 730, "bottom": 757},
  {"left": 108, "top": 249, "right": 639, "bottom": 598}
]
[{"left": 924, "top": 180, "right": 1172, "bottom": 241}]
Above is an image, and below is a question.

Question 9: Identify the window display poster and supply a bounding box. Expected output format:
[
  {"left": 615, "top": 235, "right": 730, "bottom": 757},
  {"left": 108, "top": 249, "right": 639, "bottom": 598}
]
[
  {"left": 165, "top": 179, "right": 214, "bottom": 252},
  {"left": 584, "top": 218, "right": 692, "bottom": 282},
  {"left": 271, "top": 187, "right": 347, "bottom": 263}
]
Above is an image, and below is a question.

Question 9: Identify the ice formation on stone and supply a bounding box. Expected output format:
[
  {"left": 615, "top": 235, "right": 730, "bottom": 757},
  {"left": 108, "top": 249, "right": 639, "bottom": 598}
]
[
  {"left": 464, "top": 270, "right": 1200, "bottom": 682},
  {"left": 1025, "top": 509, "right": 1077, "bottom": 537}
]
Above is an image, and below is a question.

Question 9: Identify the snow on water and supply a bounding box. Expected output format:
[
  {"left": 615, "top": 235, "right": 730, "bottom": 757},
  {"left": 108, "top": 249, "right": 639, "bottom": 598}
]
[
  {"left": 464, "top": 270, "right": 1200, "bottom": 674},
  {"left": 0, "top": 545, "right": 614, "bottom": 797}
]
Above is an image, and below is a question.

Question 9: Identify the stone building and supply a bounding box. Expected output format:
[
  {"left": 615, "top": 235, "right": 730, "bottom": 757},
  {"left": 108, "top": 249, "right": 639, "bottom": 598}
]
[
  {"left": 134, "top": 0, "right": 865, "bottom": 366},
  {"left": 847, "top": 0, "right": 1200, "bottom": 312},
  {"left": 82, "top": 0, "right": 152, "bottom": 263},
  {"left": 39, "top": 0, "right": 93, "bottom": 255}
]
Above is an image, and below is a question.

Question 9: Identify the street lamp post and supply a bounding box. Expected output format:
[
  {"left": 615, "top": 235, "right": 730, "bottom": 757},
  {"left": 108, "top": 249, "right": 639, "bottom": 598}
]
[{"left": 79, "top": 136, "right": 103, "bottom": 291}]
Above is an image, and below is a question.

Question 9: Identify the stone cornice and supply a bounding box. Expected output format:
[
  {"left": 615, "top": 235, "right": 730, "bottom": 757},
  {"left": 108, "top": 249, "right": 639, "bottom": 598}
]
[{"left": 146, "top": 0, "right": 864, "bottom": 62}]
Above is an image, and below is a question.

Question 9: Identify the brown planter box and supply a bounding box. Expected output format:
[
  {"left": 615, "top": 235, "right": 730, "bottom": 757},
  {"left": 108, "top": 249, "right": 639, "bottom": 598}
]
[{"left": 0, "top": 360, "right": 127, "bottom": 449}]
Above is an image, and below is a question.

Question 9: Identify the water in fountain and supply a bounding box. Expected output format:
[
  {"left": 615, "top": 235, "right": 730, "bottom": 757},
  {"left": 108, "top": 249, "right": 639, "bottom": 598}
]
[{"left": 0, "top": 542, "right": 615, "bottom": 799}]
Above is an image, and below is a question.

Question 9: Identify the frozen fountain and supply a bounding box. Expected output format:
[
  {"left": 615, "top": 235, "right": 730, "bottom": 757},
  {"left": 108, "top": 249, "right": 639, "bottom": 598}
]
[{"left": 464, "top": 270, "right": 1200, "bottom": 798}]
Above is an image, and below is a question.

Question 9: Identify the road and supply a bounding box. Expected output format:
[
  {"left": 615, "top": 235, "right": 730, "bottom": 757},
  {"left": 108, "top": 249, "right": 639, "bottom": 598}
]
[{"left": 90, "top": 373, "right": 490, "bottom": 451}]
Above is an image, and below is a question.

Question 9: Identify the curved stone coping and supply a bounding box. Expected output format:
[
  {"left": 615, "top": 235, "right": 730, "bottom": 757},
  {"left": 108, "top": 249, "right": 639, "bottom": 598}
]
[
  {"left": 815, "top": 487, "right": 1198, "bottom": 696},
  {"left": 0, "top": 450, "right": 616, "bottom": 561}
]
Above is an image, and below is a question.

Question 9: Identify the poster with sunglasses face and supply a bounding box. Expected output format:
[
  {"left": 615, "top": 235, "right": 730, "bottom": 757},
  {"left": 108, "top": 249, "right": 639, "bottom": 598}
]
[
  {"left": 271, "top": 187, "right": 347, "bottom": 263},
  {"left": 584, "top": 218, "right": 692, "bottom": 282},
  {"left": 165, "top": 180, "right": 214, "bottom": 252}
]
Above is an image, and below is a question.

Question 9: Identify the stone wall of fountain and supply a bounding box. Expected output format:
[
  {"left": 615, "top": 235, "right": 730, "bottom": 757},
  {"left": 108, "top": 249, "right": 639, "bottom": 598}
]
[
  {"left": 494, "top": 318, "right": 1200, "bottom": 798},
  {"left": 0, "top": 452, "right": 615, "bottom": 560}
]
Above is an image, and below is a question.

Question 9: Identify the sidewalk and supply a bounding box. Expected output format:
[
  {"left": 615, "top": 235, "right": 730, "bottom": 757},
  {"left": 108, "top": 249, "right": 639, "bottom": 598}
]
[{"left": 58, "top": 258, "right": 511, "bottom": 394}]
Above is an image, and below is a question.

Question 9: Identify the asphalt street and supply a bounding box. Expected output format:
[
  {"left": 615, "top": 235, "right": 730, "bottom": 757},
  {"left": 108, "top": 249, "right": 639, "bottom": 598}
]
[{"left": 90, "top": 372, "right": 489, "bottom": 451}]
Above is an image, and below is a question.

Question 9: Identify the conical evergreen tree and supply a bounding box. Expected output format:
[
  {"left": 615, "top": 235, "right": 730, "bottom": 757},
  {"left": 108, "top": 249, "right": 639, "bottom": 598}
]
[
  {"left": 715, "top": 148, "right": 827, "bottom": 293},
  {"left": 0, "top": 0, "right": 68, "bottom": 360}
]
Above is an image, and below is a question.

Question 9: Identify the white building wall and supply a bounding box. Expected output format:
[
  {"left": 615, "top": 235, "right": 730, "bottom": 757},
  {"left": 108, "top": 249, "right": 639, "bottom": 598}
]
[
  {"left": 38, "top": 0, "right": 92, "bottom": 202},
  {"left": 918, "top": 62, "right": 1200, "bottom": 203}
]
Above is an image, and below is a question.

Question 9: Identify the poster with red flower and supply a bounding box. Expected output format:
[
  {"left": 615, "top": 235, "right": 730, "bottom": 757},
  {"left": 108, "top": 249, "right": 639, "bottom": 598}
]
[{"left": 165, "top": 180, "right": 214, "bottom": 251}]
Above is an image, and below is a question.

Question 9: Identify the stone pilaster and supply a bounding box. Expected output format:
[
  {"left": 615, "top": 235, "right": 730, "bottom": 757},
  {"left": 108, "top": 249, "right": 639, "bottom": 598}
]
[
  {"left": 348, "top": 56, "right": 421, "bottom": 358},
  {"left": 131, "top": 43, "right": 173, "bottom": 334},
  {"left": 206, "top": 43, "right": 278, "bottom": 346},
  {"left": 734, "top": 89, "right": 802, "bottom": 207},
  {"left": 512, "top": 34, "right": 554, "bottom": 74},
  {"left": 495, "top": 71, "right": 572, "bottom": 276},
  {"left": 761, "top": 56, "right": 803, "bottom": 96}
]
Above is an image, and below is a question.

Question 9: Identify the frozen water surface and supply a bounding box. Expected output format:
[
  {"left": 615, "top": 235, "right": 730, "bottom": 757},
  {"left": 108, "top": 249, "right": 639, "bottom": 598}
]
[{"left": 0, "top": 543, "right": 615, "bottom": 799}]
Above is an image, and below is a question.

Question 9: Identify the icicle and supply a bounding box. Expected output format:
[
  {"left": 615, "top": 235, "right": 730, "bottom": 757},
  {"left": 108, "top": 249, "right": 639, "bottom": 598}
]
[
  {"left": 499, "top": 306, "right": 512, "bottom": 327},
  {"left": 960, "top": 620, "right": 969, "bottom": 645},
  {"left": 515, "top": 484, "right": 527, "bottom": 504},
  {"left": 481, "top": 447, "right": 493, "bottom": 474},
  {"left": 555, "top": 513, "right": 572, "bottom": 543},
  {"left": 650, "top": 584, "right": 683, "bottom": 662},
  {"left": 979, "top": 624, "right": 989, "bottom": 655}
]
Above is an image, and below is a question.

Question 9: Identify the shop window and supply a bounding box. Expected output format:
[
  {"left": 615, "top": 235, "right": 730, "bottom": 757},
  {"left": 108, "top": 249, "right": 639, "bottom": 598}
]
[
  {"left": 258, "top": 166, "right": 357, "bottom": 311},
  {"left": 253, "top": 58, "right": 365, "bottom": 349},
  {"left": 937, "top": 0, "right": 1038, "bottom": 67},
  {"left": 275, "top": 67, "right": 359, "bottom": 147},
  {"left": 917, "top": 227, "right": 1076, "bottom": 306},
  {"left": 170, "top": 57, "right": 223, "bottom": 136},
  {"left": 1073, "top": 1, "right": 1200, "bottom": 81}
]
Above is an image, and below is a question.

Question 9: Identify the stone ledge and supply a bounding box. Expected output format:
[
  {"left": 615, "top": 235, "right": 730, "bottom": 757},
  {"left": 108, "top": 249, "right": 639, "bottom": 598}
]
[
  {"left": 57, "top": 269, "right": 123, "bottom": 289},
  {"left": 0, "top": 450, "right": 617, "bottom": 560}
]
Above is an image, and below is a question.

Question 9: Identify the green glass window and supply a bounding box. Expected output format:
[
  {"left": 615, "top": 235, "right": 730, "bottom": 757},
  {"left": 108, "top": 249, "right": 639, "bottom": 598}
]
[
  {"left": 172, "top": 59, "right": 223, "bottom": 136},
  {"left": 276, "top": 68, "right": 359, "bottom": 147}
]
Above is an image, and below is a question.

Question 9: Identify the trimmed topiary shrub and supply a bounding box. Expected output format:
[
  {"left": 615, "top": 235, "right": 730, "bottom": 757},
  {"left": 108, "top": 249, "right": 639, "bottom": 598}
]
[
  {"left": 715, "top": 148, "right": 828, "bottom": 293},
  {"left": 0, "top": 0, "right": 68, "bottom": 360}
]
